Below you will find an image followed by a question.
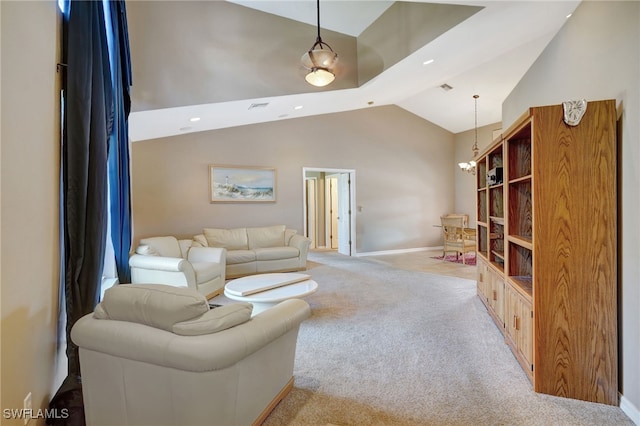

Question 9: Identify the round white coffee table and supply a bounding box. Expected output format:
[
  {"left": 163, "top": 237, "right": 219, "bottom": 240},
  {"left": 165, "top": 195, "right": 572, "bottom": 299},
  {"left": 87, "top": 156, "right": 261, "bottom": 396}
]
[{"left": 224, "top": 273, "right": 318, "bottom": 315}]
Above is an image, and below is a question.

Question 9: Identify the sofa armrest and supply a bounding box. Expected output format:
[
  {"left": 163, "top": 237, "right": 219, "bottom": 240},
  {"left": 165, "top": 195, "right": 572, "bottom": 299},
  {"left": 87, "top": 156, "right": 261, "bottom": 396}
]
[
  {"left": 129, "top": 254, "right": 190, "bottom": 272},
  {"left": 288, "top": 234, "right": 311, "bottom": 251},
  {"left": 71, "top": 299, "right": 311, "bottom": 372},
  {"left": 187, "top": 246, "right": 226, "bottom": 264}
]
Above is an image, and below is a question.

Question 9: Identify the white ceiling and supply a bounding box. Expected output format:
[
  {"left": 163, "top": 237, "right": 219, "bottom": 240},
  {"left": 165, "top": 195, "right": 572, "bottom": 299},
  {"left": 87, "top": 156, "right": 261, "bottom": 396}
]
[{"left": 129, "top": 1, "right": 581, "bottom": 142}]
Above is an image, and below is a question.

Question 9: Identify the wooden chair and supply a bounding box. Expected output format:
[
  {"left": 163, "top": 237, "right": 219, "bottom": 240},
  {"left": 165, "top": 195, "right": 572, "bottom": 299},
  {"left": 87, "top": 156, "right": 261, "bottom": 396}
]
[{"left": 440, "top": 215, "right": 476, "bottom": 264}]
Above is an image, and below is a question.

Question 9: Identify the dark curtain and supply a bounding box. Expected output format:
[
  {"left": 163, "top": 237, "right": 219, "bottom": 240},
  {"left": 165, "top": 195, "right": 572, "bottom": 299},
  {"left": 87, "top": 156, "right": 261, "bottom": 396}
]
[
  {"left": 107, "top": 0, "right": 133, "bottom": 284},
  {"left": 63, "top": 0, "right": 112, "bottom": 380},
  {"left": 49, "top": 0, "right": 131, "bottom": 423}
]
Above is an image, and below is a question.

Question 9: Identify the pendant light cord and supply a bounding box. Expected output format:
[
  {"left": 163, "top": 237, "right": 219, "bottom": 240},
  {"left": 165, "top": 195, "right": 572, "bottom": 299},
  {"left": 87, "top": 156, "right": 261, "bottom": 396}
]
[
  {"left": 316, "top": 0, "right": 322, "bottom": 42},
  {"left": 473, "top": 95, "right": 479, "bottom": 155}
]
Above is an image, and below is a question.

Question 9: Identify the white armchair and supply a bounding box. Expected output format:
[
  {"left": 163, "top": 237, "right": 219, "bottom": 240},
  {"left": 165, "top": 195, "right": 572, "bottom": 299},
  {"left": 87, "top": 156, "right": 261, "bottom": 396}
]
[
  {"left": 71, "top": 284, "right": 311, "bottom": 426},
  {"left": 129, "top": 236, "right": 226, "bottom": 299}
]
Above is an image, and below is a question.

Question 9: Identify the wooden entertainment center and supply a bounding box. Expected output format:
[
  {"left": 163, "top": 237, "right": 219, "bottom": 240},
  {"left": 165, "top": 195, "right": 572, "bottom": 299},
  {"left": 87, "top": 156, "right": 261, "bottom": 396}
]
[{"left": 475, "top": 99, "right": 618, "bottom": 405}]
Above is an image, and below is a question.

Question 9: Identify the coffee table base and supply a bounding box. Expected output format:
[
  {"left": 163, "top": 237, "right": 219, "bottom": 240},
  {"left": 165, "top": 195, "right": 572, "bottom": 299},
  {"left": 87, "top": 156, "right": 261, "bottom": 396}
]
[{"left": 224, "top": 273, "right": 318, "bottom": 316}]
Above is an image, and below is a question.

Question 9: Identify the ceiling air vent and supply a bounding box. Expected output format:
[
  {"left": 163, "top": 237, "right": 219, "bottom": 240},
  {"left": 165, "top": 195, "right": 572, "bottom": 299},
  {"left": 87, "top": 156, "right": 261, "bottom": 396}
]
[
  {"left": 440, "top": 83, "right": 453, "bottom": 92},
  {"left": 248, "top": 102, "right": 269, "bottom": 110}
]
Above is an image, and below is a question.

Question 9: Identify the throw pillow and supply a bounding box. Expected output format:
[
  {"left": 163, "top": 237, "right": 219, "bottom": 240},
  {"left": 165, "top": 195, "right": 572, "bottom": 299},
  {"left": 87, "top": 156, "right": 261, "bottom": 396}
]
[
  {"left": 172, "top": 303, "right": 253, "bottom": 336},
  {"left": 135, "top": 244, "right": 159, "bottom": 256},
  {"left": 192, "top": 234, "right": 207, "bottom": 247}
]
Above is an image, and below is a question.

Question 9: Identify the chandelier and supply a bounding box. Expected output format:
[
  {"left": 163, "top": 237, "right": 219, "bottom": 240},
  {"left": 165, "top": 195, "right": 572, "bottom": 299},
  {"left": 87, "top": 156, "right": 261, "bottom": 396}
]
[
  {"left": 458, "top": 95, "right": 480, "bottom": 175},
  {"left": 300, "top": 0, "right": 338, "bottom": 87}
]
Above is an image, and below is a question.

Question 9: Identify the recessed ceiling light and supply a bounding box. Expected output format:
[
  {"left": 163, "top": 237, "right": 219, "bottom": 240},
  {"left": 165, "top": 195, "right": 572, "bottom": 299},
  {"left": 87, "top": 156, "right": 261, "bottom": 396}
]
[
  {"left": 423, "top": 59, "right": 435, "bottom": 65},
  {"left": 566, "top": 13, "right": 572, "bottom": 18},
  {"left": 367, "top": 101, "right": 374, "bottom": 105},
  {"left": 179, "top": 126, "right": 191, "bottom": 131},
  {"left": 189, "top": 117, "right": 200, "bottom": 122},
  {"left": 440, "top": 83, "right": 453, "bottom": 92},
  {"left": 294, "top": 105, "right": 303, "bottom": 110},
  {"left": 279, "top": 114, "right": 289, "bottom": 118}
]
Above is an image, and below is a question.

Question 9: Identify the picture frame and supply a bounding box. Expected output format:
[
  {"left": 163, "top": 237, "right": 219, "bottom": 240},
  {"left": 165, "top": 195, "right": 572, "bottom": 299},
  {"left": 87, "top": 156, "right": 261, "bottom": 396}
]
[{"left": 209, "top": 165, "right": 276, "bottom": 203}]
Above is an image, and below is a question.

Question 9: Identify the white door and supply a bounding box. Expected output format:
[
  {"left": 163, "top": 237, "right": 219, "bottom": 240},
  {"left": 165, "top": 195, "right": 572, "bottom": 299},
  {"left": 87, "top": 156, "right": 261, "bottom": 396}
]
[
  {"left": 337, "top": 173, "right": 351, "bottom": 255},
  {"left": 326, "top": 176, "right": 339, "bottom": 249}
]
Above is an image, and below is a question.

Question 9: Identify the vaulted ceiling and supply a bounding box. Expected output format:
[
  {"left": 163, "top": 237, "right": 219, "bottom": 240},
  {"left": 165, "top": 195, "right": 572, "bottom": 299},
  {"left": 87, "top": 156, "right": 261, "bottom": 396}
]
[{"left": 127, "top": 1, "right": 580, "bottom": 142}]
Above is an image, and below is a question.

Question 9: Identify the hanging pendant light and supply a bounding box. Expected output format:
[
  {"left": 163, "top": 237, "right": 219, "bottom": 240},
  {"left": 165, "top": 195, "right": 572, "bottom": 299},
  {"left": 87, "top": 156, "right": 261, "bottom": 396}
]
[
  {"left": 301, "top": 0, "right": 338, "bottom": 87},
  {"left": 458, "top": 95, "right": 480, "bottom": 175}
]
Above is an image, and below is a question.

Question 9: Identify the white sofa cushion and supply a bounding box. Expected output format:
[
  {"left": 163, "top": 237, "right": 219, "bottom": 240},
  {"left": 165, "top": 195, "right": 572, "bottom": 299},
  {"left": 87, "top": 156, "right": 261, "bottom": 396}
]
[
  {"left": 254, "top": 246, "right": 299, "bottom": 261},
  {"left": 139, "top": 236, "right": 183, "bottom": 258},
  {"left": 204, "top": 227, "right": 248, "bottom": 250},
  {"left": 172, "top": 303, "right": 253, "bottom": 336},
  {"left": 247, "top": 225, "right": 286, "bottom": 249},
  {"left": 94, "top": 284, "right": 209, "bottom": 332},
  {"left": 226, "top": 249, "right": 257, "bottom": 265}
]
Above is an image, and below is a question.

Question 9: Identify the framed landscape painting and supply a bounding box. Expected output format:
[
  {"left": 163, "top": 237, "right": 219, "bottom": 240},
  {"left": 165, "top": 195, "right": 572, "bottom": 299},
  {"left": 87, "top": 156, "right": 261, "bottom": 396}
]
[{"left": 209, "top": 165, "right": 276, "bottom": 203}]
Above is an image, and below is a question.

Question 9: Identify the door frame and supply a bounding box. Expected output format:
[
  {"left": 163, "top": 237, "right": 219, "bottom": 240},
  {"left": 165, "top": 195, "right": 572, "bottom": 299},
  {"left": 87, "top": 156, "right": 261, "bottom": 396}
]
[
  {"left": 305, "top": 177, "right": 318, "bottom": 249},
  {"left": 302, "top": 167, "right": 356, "bottom": 256}
]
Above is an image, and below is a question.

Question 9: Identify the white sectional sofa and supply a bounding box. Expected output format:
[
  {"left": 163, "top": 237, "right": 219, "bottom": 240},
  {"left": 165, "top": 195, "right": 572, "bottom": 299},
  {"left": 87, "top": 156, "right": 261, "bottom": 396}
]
[{"left": 192, "top": 225, "right": 311, "bottom": 279}]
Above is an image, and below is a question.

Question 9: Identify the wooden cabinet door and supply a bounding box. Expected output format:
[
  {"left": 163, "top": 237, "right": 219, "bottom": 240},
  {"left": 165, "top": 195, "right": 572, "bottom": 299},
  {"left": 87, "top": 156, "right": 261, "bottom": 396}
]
[
  {"left": 516, "top": 295, "right": 533, "bottom": 368},
  {"left": 505, "top": 284, "right": 533, "bottom": 373},
  {"left": 477, "top": 258, "right": 489, "bottom": 303},
  {"left": 488, "top": 269, "right": 505, "bottom": 325}
]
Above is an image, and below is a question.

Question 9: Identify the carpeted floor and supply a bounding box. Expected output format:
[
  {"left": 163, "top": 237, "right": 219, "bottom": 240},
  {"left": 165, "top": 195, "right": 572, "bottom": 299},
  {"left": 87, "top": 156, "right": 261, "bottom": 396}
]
[{"left": 256, "top": 251, "right": 632, "bottom": 426}]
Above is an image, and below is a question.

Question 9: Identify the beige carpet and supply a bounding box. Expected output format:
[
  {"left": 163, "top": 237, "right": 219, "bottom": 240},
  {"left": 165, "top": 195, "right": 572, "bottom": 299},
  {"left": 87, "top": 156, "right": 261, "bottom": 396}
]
[{"left": 258, "top": 251, "right": 632, "bottom": 426}]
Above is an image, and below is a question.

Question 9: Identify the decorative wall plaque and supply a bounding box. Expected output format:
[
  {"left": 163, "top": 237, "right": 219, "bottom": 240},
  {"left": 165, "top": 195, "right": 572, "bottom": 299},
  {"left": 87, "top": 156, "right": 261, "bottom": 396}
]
[{"left": 563, "top": 99, "right": 587, "bottom": 126}]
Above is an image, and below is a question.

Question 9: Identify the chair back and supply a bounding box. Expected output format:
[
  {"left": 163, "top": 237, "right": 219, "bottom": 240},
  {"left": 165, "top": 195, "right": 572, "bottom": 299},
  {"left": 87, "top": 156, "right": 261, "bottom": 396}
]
[{"left": 440, "top": 215, "right": 466, "bottom": 243}]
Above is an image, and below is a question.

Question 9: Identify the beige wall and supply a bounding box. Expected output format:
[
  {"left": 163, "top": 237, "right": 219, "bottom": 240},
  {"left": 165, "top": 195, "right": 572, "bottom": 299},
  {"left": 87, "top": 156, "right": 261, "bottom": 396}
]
[
  {"left": 1, "top": 1, "right": 62, "bottom": 424},
  {"left": 126, "top": 0, "right": 359, "bottom": 112},
  {"left": 357, "top": 2, "right": 481, "bottom": 85},
  {"left": 503, "top": 1, "right": 640, "bottom": 418},
  {"left": 131, "top": 105, "right": 455, "bottom": 254},
  {"left": 453, "top": 121, "right": 501, "bottom": 227}
]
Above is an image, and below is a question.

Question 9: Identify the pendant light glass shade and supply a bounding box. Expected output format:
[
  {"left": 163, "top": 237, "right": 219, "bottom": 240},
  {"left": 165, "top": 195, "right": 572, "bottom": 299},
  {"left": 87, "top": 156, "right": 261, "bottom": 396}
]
[
  {"left": 301, "top": 40, "right": 338, "bottom": 87},
  {"left": 301, "top": 0, "right": 338, "bottom": 87}
]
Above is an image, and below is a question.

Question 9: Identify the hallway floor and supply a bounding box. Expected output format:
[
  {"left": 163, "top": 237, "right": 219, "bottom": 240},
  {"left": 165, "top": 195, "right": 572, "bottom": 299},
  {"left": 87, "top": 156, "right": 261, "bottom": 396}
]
[{"left": 313, "top": 249, "right": 478, "bottom": 281}]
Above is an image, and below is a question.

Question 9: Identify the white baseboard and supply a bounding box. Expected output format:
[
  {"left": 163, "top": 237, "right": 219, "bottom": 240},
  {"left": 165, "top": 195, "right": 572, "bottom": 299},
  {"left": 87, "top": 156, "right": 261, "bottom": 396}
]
[
  {"left": 356, "top": 246, "right": 443, "bottom": 257},
  {"left": 621, "top": 394, "right": 640, "bottom": 425}
]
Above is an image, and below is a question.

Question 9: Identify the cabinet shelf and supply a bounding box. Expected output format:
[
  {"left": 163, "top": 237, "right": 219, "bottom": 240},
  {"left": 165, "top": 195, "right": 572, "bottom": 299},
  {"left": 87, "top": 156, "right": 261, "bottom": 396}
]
[
  {"left": 490, "top": 216, "right": 505, "bottom": 225},
  {"left": 508, "top": 276, "right": 532, "bottom": 298},
  {"left": 507, "top": 235, "right": 533, "bottom": 250},
  {"left": 508, "top": 175, "right": 532, "bottom": 185},
  {"left": 490, "top": 260, "right": 504, "bottom": 273}
]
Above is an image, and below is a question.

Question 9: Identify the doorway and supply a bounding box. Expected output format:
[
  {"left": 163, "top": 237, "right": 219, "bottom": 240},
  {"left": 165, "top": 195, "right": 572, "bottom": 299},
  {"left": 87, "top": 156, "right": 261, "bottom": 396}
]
[{"left": 303, "top": 167, "right": 356, "bottom": 256}]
